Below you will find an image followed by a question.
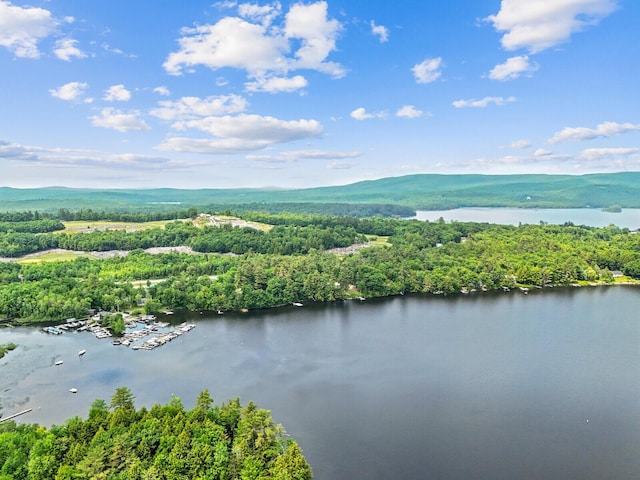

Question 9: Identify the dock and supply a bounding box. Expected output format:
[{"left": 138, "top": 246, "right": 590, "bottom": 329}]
[{"left": 0, "top": 408, "right": 32, "bottom": 423}]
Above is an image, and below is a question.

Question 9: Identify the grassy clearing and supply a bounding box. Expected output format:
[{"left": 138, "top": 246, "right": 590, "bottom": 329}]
[
  {"left": 366, "top": 235, "right": 390, "bottom": 247},
  {"left": 60, "top": 219, "right": 184, "bottom": 234},
  {"left": 17, "top": 251, "right": 92, "bottom": 264}
]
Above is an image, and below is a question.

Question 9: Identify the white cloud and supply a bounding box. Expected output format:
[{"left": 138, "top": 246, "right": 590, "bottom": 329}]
[
  {"left": 486, "top": 0, "right": 617, "bottom": 53},
  {"left": 103, "top": 84, "right": 132, "bottom": 102},
  {"left": 163, "top": 1, "right": 344, "bottom": 81},
  {"left": 238, "top": 2, "right": 281, "bottom": 26},
  {"left": 247, "top": 149, "right": 361, "bottom": 163},
  {"left": 157, "top": 114, "right": 323, "bottom": 154},
  {"left": 284, "top": 1, "right": 343, "bottom": 77},
  {"left": 350, "top": 107, "right": 386, "bottom": 120},
  {"left": 489, "top": 55, "right": 538, "bottom": 81},
  {"left": 548, "top": 121, "right": 640, "bottom": 143},
  {"left": 578, "top": 147, "right": 639, "bottom": 161},
  {"left": 153, "top": 86, "right": 171, "bottom": 96},
  {"left": 326, "top": 161, "right": 355, "bottom": 170},
  {"left": 0, "top": 139, "right": 192, "bottom": 171},
  {"left": 90, "top": 108, "right": 151, "bottom": 132},
  {"left": 534, "top": 148, "right": 552, "bottom": 156},
  {"left": 452, "top": 96, "right": 516, "bottom": 108},
  {"left": 150, "top": 94, "right": 248, "bottom": 121},
  {"left": 53, "top": 38, "right": 86, "bottom": 61},
  {"left": 506, "top": 139, "right": 532, "bottom": 149},
  {"left": 370, "top": 20, "right": 389, "bottom": 43},
  {"left": 396, "top": 105, "right": 424, "bottom": 119},
  {"left": 0, "top": 0, "right": 57, "bottom": 58},
  {"left": 245, "top": 75, "right": 308, "bottom": 93},
  {"left": 412, "top": 57, "right": 443, "bottom": 84},
  {"left": 49, "top": 81, "right": 89, "bottom": 101}
]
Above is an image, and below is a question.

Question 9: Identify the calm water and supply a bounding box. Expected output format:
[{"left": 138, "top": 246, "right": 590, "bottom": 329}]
[
  {"left": 416, "top": 208, "right": 640, "bottom": 229},
  {"left": 1, "top": 286, "right": 639, "bottom": 479}
]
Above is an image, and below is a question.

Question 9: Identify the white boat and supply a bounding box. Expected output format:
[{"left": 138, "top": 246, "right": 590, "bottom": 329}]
[
  {"left": 69, "top": 388, "right": 78, "bottom": 394},
  {"left": 54, "top": 360, "right": 64, "bottom": 366},
  {"left": 78, "top": 349, "right": 86, "bottom": 356},
  {"left": 292, "top": 302, "right": 304, "bottom": 307}
]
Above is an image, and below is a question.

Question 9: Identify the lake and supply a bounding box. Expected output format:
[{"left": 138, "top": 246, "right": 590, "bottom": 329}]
[
  {"left": 416, "top": 208, "right": 640, "bottom": 229},
  {"left": 2, "top": 286, "right": 639, "bottom": 479}
]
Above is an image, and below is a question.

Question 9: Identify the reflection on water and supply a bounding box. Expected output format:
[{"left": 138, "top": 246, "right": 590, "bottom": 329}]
[{"left": 1, "top": 286, "right": 639, "bottom": 479}]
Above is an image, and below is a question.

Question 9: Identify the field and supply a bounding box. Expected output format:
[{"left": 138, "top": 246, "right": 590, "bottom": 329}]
[{"left": 60, "top": 219, "right": 179, "bottom": 234}]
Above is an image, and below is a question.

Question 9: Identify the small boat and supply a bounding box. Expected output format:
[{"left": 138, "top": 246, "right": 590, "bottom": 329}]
[
  {"left": 69, "top": 388, "right": 78, "bottom": 394},
  {"left": 78, "top": 349, "right": 86, "bottom": 356},
  {"left": 292, "top": 302, "right": 304, "bottom": 307},
  {"left": 54, "top": 360, "right": 64, "bottom": 366}
]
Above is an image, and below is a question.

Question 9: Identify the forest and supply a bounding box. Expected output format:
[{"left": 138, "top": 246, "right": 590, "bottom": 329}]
[
  {"left": 0, "top": 211, "right": 639, "bottom": 323},
  {"left": 0, "top": 387, "right": 312, "bottom": 480}
]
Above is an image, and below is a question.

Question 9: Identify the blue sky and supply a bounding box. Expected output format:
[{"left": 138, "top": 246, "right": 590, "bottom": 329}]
[{"left": 1, "top": 0, "right": 638, "bottom": 189}]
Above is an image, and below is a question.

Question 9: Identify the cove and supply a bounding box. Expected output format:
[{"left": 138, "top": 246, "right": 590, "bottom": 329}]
[{"left": 1, "top": 286, "right": 639, "bottom": 479}]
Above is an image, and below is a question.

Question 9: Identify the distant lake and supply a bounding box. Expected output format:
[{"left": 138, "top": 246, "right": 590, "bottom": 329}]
[
  {"left": 416, "top": 208, "right": 640, "bottom": 229},
  {"left": 2, "top": 286, "right": 640, "bottom": 479}
]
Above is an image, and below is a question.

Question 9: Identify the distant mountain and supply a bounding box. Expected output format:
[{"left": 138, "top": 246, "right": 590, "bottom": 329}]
[{"left": 2, "top": 172, "right": 640, "bottom": 212}]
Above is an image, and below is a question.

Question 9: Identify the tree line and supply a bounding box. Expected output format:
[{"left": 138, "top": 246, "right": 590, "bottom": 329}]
[
  {"left": 0, "top": 214, "right": 638, "bottom": 323},
  {"left": 0, "top": 387, "right": 312, "bottom": 479}
]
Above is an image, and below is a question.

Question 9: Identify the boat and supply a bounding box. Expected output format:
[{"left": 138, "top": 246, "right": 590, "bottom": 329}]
[
  {"left": 78, "top": 349, "right": 86, "bottom": 356},
  {"left": 54, "top": 360, "right": 64, "bottom": 366},
  {"left": 292, "top": 302, "right": 304, "bottom": 307},
  {"left": 69, "top": 388, "right": 78, "bottom": 394}
]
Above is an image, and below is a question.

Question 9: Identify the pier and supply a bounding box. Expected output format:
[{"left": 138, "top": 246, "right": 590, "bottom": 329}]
[{"left": 0, "top": 408, "right": 32, "bottom": 423}]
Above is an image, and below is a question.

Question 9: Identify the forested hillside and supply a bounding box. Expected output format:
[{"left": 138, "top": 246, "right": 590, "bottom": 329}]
[
  {"left": 0, "top": 212, "right": 639, "bottom": 323},
  {"left": 2, "top": 172, "right": 640, "bottom": 211}
]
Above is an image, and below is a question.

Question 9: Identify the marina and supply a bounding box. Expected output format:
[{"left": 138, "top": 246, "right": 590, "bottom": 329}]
[{"left": 37, "top": 313, "right": 197, "bottom": 352}]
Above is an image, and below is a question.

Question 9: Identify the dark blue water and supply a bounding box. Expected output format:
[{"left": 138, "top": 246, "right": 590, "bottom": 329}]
[{"left": 2, "top": 286, "right": 639, "bottom": 479}]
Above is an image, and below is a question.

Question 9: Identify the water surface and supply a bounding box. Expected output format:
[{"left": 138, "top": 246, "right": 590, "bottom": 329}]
[
  {"left": 1, "top": 286, "right": 639, "bottom": 479},
  {"left": 416, "top": 208, "right": 640, "bottom": 229}
]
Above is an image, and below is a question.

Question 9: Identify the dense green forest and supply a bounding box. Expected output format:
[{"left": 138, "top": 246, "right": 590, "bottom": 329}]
[
  {"left": 3, "top": 172, "right": 640, "bottom": 211},
  {"left": 0, "top": 212, "right": 639, "bottom": 323},
  {"left": 0, "top": 388, "right": 312, "bottom": 480}
]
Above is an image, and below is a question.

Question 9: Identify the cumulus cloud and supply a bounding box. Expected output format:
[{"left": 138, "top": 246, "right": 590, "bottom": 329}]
[
  {"left": 0, "top": 0, "right": 57, "bottom": 58},
  {"left": 163, "top": 1, "right": 344, "bottom": 84},
  {"left": 412, "top": 57, "right": 443, "bottom": 84},
  {"left": 370, "top": 20, "right": 389, "bottom": 43},
  {"left": 150, "top": 94, "right": 248, "bottom": 121},
  {"left": 245, "top": 75, "right": 308, "bottom": 93},
  {"left": 506, "top": 139, "right": 532, "bottom": 149},
  {"left": 90, "top": 108, "right": 151, "bottom": 132},
  {"left": 485, "top": 0, "right": 618, "bottom": 53},
  {"left": 396, "top": 105, "right": 424, "bottom": 119},
  {"left": 153, "top": 86, "right": 171, "bottom": 96},
  {"left": 578, "top": 147, "right": 639, "bottom": 161},
  {"left": 247, "top": 149, "right": 361, "bottom": 163},
  {"left": 157, "top": 114, "right": 323, "bottom": 154},
  {"left": 53, "top": 38, "right": 86, "bottom": 61},
  {"left": 238, "top": 1, "right": 281, "bottom": 26},
  {"left": 350, "top": 107, "right": 386, "bottom": 120},
  {"left": 452, "top": 96, "right": 516, "bottom": 108},
  {"left": 0, "top": 139, "right": 191, "bottom": 171},
  {"left": 49, "top": 81, "right": 90, "bottom": 101},
  {"left": 534, "top": 148, "right": 552, "bottom": 156},
  {"left": 489, "top": 55, "right": 538, "bottom": 81},
  {"left": 103, "top": 84, "right": 132, "bottom": 102},
  {"left": 548, "top": 121, "right": 640, "bottom": 143}
]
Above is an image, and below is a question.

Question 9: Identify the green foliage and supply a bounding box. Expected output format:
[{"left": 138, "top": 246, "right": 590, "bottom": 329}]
[
  {"left": 0, "top": 213, "right": 638, "bottom": 323},
  {"left": 0, "top": 342, "right": 16, "bottom": 359},
  {"left": 0, "top": 390, "right": 312, "bottom": 479}
]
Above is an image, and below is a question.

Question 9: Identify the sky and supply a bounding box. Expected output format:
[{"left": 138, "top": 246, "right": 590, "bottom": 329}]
[{"left": 1, "top": 0, "right": 639, "bottom": 189}]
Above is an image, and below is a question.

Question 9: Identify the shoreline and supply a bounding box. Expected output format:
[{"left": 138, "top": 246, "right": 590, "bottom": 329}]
[{"left": 2, "top": 279, "right": 637, "bottom": 329}]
